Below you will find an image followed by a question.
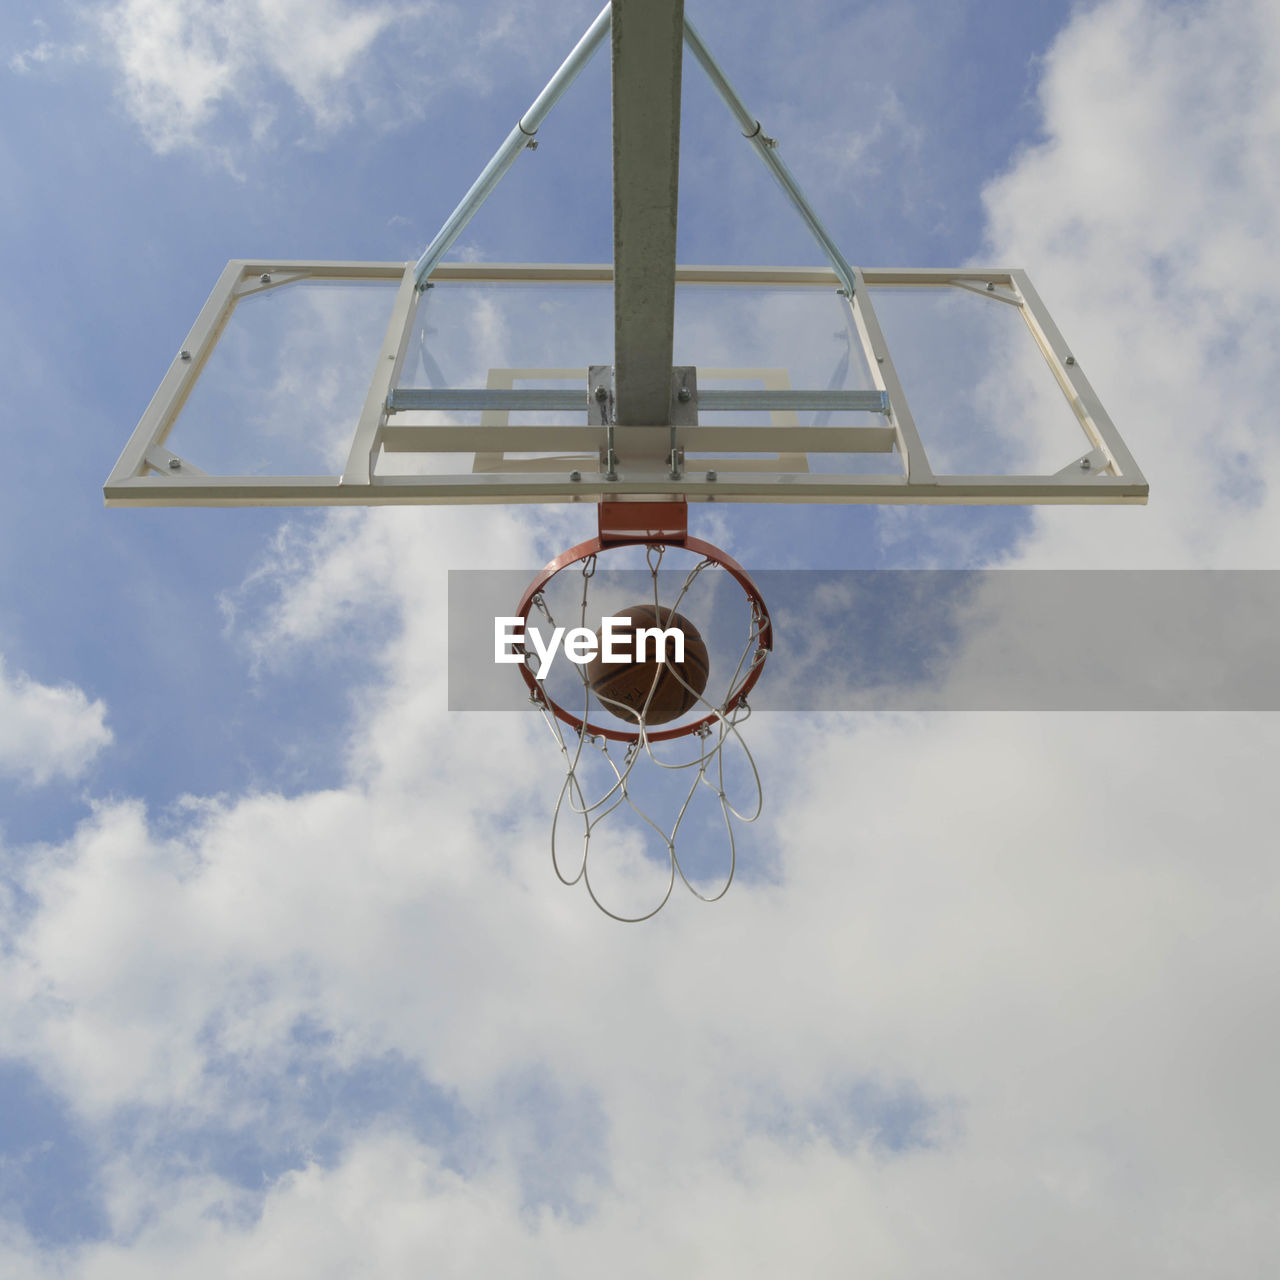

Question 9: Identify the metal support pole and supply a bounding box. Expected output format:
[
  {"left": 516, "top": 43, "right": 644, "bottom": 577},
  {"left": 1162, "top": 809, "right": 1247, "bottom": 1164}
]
[
  {"left": 412, "top": 4, "right": 613, "bottom": 290},
  {"left": 683, "top": 16, "right": 858, "bottom": 297},
  {"left": 612, "top": 0, "right": 684, "bottom": 427}
]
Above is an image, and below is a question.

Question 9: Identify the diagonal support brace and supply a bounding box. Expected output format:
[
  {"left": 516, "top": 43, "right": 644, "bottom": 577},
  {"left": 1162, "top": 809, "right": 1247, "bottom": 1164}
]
[
  {"left": 682, "top": 16, "right": 858, "bottom": 297},
  {"left": 412, "top": 4, "right": 613, "bottom": 290}
]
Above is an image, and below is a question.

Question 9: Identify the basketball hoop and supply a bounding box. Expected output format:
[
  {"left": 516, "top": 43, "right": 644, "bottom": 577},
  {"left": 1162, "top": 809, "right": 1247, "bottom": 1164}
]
[{"left": 515, "top": 521, "right": 772, "bottom": 921}]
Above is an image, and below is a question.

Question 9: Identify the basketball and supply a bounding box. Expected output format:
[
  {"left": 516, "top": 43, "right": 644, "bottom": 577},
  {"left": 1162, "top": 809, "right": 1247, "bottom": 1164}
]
[{"left": 585, "top": 604, "right": 710, "bottom": 725}]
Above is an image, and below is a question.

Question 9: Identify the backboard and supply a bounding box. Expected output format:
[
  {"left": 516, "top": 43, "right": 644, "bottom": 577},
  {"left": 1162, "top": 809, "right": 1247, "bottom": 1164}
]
[{"left": 104, "top": 258, "right": 1147, "bottom": 508}]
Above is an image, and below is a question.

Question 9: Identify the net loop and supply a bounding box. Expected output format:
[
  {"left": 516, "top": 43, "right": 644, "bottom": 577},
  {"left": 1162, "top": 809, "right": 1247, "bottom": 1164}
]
[{"left": 517, "top": 533, "right": 772, "bottom": 922}]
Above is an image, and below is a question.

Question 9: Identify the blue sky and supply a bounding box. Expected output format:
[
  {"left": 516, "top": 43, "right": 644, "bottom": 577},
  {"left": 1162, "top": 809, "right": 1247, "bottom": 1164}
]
[{"left": 2, "top": 0, "right": 1280, "bottom": 1272}]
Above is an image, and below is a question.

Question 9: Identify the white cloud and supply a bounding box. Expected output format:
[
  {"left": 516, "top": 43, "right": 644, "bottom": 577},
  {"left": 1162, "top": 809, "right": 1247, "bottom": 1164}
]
[
  {"left": 8, "top": 40, "right": 89, "bottom": 75},
  {"left": 90, "top": 0, "right": 599, "bottom": 160},
  {"left": 0, "top": 655, "right": 111, "bottom": 785},
  {"left": 6, "top": 14, "right": 89, "bottom": 74},
  {"left": 5, "top": 715, "right": 1280, "bottom": 1273},
  {"left": 97, "top": 0, "right": 430, "bottom": 156}
]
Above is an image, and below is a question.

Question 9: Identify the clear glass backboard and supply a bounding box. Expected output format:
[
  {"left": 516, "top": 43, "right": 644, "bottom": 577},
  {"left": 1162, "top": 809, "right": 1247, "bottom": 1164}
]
[{"left": 105, "top": 259, "right": 1147, "bottom": 508}]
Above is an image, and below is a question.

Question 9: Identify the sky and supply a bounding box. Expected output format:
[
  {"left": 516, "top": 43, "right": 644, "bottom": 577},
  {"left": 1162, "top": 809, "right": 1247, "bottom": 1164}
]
[{"left": 2, "top": 0, "right": 1279, "bottom": 1273}]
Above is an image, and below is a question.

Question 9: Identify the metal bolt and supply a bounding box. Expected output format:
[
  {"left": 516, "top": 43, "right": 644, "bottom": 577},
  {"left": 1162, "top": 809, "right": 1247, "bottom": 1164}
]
[
  {"left": 705, "top": 470, "right": 718, "bottom": 482},
  {"left": 180, "top": 349, "right": 192, "bottom": 361},
  {"left": 569, "top": 470, "right": 581, "bottom": 481},
  {"left": 594, "top": 385, "right": 609, "bottom": 402},
  {"left": 677, "top": 387, "right": 691, "bottom": 403},
  {"left": 526, "top": 139, "right": 538, "bottom": 151},
  {"left": 986, "top": 282, "right": 996, "bottom": 292},
  {"left": 260, "top": 272, "right": 271, "bottom": 284},
  {"left": 168, "top": 457, "right": 181, "bottom": 470},
  {"left": 1065, "top": 355, "right": 1076, "bottom": 366},
  {"left": 876, "top": 355, "right": 885, "bottom": 363},
  {"left": 1080, "top": 457, "right": 1092, "bottom": 471}
]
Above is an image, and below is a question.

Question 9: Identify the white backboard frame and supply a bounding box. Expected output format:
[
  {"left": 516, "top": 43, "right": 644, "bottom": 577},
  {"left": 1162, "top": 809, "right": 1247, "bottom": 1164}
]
[{"left": 104, "top": 259, "right": 1148, "bottom": 507}]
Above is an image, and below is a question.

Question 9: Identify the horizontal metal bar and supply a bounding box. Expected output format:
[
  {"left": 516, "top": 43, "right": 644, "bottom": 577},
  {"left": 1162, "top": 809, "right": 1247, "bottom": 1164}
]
[
  {"left": 207, "top": 260, "right": 1025, "bottom": 289},
  {"left": 224, "top": 259, "right": 411, "bottom": 279},
  {"left": 702, "top": 389, "right": 888, "bottom": 412},
  {"left": 390, "top": 388, "right": 585, "bottom": 411},
  {"left": 388, "top": 387, "right": 889, "bottom": 413},
  {"left": 859, "top": 268, "right": 1018, "bottom": 287},
  {"left": 383, "top": 424, "right": 588, "bottom": 449},
  {"left": 418, "top": 262, "right": 848, "bottom": 285},
  {"left": 105, "top": 471, "right": 1148, "bottom": 507},
  {"left": 381, "top": 424, "right": 898, "bottom": 453}
]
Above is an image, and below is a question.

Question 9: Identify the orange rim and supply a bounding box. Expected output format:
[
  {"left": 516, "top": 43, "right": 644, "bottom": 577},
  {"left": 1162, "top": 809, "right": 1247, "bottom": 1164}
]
[{"left": 515, "top": 535, "right": 772, "bottom": 744}]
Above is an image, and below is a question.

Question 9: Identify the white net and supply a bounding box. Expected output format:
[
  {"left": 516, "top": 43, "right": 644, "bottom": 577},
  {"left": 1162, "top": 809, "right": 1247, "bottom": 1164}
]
[{"left": 523, "top": 544, "right": 770, "bottom": 921}]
